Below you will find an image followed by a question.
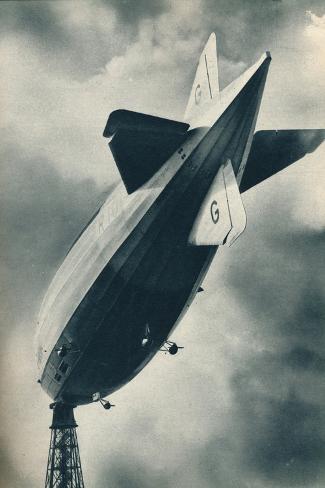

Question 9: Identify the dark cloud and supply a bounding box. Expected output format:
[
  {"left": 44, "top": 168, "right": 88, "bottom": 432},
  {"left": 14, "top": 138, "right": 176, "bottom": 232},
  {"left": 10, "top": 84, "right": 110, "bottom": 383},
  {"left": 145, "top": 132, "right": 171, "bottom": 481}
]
[
  {"left": 98, "top": 459, "right": 172, "bottom": 488},
  {"left": 0, "top": 1, "right": 131, "bottom": 79},
  {"left": 225, "top": 227, "right": 325, "bottom": 345},
  {"left": 205, "top": 0, "right": 286, "bottom": 61},
  {"left": 2, "top": 0, "right": 324, "bottom": 84},
  {"left": 108, "top": 0, "right": 169, "bottom": 24},
  {"left": 197, "top": 348, "right": 325, "bottom": 486},
  {"left": 0, "top": 0, "right": 168, "bottom": 80},
  {"left": 0, "top": 142, "right": 114, "bottom": 484},
  {"left": 284, "top": 283, "right": 325, "bottom": 341},
  {"left": 194, "top": 352, "right": 325, "bottom": 488},
  {"left": 0, "top": 1, "right": 67, "bottom": 41},
  {"left": 284, "top": 346, "right": 325, "bottom": 372},
  {"left": 208, "top": 173, "right": 325, "bottom": 486},
  {"left": 182, "top": 0, "right": 325, "bottom": 88},
  {"left": 232, "top": 371, "right": 325, "bottom": 485},
  {"left": 0, "top": 142, "right": 111, "bottom": 329}
]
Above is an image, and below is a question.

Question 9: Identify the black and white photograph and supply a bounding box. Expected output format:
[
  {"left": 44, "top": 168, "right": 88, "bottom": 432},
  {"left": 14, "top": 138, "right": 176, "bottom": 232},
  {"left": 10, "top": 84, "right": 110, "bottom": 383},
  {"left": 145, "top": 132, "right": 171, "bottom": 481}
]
[{"left": 1, "top": 1, "right": 325, "bottom": 487}]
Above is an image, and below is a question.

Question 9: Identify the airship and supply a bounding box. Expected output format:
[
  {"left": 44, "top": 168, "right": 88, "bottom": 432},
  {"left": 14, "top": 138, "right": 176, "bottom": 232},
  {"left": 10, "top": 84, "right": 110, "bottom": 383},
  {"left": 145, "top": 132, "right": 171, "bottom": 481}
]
[{"left": 36, "top": 33, "right": 324, "bottom": 410}]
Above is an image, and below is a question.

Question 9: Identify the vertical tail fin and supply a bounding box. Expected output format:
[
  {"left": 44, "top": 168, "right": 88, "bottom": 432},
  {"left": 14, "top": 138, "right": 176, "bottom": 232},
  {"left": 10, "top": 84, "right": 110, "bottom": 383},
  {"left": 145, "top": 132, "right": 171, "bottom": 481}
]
[{"left": 184, "top": 33, "right": 219, "bottom": 125}]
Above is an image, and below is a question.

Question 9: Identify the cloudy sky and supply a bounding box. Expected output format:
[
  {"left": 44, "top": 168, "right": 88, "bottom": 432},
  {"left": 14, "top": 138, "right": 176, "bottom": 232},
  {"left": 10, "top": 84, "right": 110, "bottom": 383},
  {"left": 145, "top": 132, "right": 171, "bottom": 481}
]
[{"left": 1, "top": 1, "right": 325, "bottom": 487}]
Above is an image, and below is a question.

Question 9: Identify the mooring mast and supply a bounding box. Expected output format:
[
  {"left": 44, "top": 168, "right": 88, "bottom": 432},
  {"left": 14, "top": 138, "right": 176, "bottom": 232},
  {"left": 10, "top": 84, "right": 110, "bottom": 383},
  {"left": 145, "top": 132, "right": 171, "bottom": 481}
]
[{"left": 45, "top": 403, "right": 85, "bottom": 488}]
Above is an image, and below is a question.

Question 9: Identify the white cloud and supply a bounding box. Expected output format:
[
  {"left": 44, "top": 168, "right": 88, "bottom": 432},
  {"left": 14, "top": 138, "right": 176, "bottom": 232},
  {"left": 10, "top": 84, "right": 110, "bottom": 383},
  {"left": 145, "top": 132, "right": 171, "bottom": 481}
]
[
  {"left": 306, "top": 11, "right": 325, "bottom": 29},
  {"left": 290, "top": 145, "right": 325, "bottom": 231},
  {"left": 304, "top": 11, "right": 325, "bottom": 82},
  {"left": 0, "top": 1, "right": 206, "bottom": 186}
]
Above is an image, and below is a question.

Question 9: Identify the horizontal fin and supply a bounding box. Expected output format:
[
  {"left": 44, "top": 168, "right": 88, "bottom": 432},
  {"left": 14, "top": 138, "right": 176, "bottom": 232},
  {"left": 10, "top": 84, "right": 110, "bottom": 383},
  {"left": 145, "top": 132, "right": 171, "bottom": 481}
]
[
  {"left": 103, "top": 110, "right": 189, "bottom": 194},
  {"left": 240, "top": 129, "right": 325, "bottom": 193}
]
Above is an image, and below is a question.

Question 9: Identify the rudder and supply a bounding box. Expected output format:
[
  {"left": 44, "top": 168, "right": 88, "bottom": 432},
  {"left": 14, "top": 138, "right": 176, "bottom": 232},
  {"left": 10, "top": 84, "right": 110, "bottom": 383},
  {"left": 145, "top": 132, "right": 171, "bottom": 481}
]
[{"left": 184, "top": 33, "right": 220, "bottom": 126}]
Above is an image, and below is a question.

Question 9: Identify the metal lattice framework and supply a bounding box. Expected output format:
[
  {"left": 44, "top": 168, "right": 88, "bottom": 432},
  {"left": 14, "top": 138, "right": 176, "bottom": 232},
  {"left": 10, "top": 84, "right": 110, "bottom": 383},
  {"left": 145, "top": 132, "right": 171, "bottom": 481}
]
[{"left": 45, "top": 404, "right": 85, "bottom": 488}]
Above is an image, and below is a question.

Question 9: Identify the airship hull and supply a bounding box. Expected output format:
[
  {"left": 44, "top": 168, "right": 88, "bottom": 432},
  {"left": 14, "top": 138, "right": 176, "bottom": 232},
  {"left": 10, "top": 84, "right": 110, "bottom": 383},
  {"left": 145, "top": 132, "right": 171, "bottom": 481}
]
[{"left": 37, "top": 53, "right": 270, "bottom": 406}]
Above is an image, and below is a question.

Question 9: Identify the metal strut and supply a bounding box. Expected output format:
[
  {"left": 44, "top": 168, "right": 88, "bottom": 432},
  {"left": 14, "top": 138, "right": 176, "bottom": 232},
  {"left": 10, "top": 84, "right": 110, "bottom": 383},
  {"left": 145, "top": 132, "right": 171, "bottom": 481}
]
[{"left": 45, "top": 403, "right": 85, "bottom": 488}]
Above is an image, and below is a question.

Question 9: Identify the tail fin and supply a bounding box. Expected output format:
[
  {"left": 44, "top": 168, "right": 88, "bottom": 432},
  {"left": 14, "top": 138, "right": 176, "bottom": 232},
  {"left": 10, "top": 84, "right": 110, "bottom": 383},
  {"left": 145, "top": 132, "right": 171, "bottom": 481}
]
[{"left": 184, "top": 33, "right": 219, "bottom": 126}]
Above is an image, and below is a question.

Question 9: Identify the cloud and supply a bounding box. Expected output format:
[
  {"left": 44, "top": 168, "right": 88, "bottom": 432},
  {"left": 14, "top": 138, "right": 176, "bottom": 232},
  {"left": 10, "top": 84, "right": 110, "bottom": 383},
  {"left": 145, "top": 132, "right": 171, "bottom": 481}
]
[
  {"left": 306, "top": 10, "right": 325, "bottom": 29},
  {"left": 0, "top": 444, "right": 33, "bottom": 488},
  {"left": 202, "top": 144, "right": 325, "bottom": 486},
  {"left": 98, "top": 458, "right": 173, "bottom": 488},
  {"left": 0, "top": 1, "right": 132, "bottom": 80},
  {"left": 0, "top": 140, "right": 116, "bottom": 486},
  {"left": 230, "top": 371, "right": 325, "bottom": 486},
  {"left": 0, "top": 143, "right": 109, "bottom": 326},
  {"left": 1, "top": 1, "right": 61, "bottom": 39},
  {"left": 284, "top": 346, "right": 325, "bottom": 373},
  {"left": 305, "top": 11, "right": 325, "bottom": 77},
  {"left": 108, "top": 0, "right": 169, "bottom": 24}
]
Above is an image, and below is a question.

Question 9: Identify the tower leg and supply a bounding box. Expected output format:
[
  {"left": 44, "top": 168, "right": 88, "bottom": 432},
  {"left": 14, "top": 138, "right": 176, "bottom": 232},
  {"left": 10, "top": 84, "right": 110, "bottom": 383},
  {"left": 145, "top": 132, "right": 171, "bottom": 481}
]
[{"left": 45, "top": 403, "right": 85, "bottom": 488}]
